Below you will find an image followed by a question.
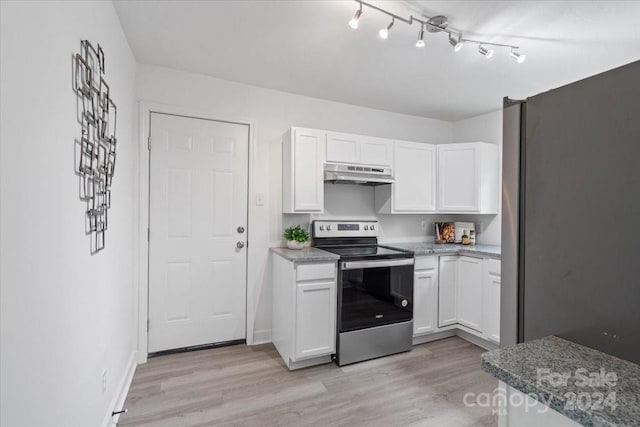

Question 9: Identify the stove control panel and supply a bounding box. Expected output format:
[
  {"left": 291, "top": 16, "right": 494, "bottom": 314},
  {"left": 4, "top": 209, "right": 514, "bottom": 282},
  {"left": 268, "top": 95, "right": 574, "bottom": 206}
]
[{"left": 313, "top": 220, "right": 379, "bottom": 238}]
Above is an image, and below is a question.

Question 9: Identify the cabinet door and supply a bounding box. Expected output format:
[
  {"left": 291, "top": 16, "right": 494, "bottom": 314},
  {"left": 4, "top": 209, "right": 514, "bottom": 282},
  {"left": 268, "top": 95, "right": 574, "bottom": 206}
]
[
  {"left": 394, "top": 142, "right": 436, "bottom": 212},
  {"left": 484, "top": 268, "right": 501, "bottom": 344},
  {"left": 438, "top": 256, "right": 458, "bottom": 327},
  {"left": 414, "top": 268, "right": 438, "bottom": 335},
  {"left": 360, "top": 138, "right": 392, "bottom": 166},
  {"left": 326, "top": 132, "right": 360, "bottom": 164},
  {"left": 458, "top": 256, "right": 483, "bottom": 332},
  {"left": 437, "top": 144, "right": 479, "bottom": 212},
  {"left": 294, "top": 281, "right": 336, "bottom": 360},
  {"left": 293, "top": 129, "right": 324, "bottom": 212}
]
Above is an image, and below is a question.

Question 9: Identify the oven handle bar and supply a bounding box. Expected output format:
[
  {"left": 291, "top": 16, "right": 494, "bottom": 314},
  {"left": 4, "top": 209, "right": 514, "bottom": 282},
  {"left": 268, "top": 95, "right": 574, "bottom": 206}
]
[{"left": 341, "top": 258, "right": 414, "bottom": 270}]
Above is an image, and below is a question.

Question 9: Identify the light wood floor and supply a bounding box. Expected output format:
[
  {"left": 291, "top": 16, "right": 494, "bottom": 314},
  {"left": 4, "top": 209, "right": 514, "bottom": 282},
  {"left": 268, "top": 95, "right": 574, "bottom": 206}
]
[{"left": 119, "top": 337, "right": 497, "bottom": 427}]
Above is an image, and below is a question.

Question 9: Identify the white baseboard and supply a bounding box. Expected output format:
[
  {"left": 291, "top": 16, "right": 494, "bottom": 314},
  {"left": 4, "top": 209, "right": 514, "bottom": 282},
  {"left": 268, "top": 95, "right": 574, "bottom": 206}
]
[
  {"left": 413, "top": 330, "right": 456, "bottom": 345},
  {"left": 102, "top": 351, "right": 137, "bottom": 427},
  {"left": 455, "top": 329, "right": 499, "bottom": 351},
  {"left": 252, "top": 329, "right": 272, "bottom": 345}
]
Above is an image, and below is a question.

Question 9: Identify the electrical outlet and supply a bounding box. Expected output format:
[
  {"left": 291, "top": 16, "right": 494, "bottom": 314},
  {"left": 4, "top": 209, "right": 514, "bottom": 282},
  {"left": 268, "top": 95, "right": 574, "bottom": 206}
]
[
  {"left": 420, "top": 220, "right": 427, "bottom": 231},
  {"left": 101, "top": 370, "right": 107, "bottom": 393}
]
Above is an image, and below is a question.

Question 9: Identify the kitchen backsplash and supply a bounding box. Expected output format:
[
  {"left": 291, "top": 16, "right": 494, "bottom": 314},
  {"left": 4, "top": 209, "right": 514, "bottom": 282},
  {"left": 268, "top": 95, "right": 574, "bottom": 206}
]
[{"left": 282, "top": 184, "right": 500, "bottom": 246}]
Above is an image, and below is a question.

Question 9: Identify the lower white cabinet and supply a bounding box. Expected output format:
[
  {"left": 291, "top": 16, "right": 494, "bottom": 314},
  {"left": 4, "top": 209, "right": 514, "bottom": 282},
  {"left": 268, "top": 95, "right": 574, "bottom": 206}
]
[
  {"left": 457, "top": 256, "right": 483, "bottom": 332},
  {"left": 295, "top": 281, "right": 336, "bottom": 359},
  {"left": 438, "top": 256, "right": 458, "bottom": 327},
  {"left": 413, "top": 256, "right": 438, "bottom": 336},
  {"left": 272, "top": 253, "right": 337, "bottom": 370},
  {"left": 483, "top": 259, "right": 501, "bottom": 344}
]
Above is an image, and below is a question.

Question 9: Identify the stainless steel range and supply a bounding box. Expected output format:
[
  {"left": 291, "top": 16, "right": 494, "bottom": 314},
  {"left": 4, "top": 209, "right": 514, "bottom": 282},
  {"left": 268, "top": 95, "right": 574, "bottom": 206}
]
[{"left": 312, "top": 220, "right": 414, "bottom": 366}]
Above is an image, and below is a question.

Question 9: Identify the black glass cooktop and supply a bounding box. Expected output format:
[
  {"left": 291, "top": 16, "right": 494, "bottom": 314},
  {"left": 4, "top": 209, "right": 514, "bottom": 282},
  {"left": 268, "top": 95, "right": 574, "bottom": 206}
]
[{"left": 318, "top": 245, "right": 411, "bottom": 260}]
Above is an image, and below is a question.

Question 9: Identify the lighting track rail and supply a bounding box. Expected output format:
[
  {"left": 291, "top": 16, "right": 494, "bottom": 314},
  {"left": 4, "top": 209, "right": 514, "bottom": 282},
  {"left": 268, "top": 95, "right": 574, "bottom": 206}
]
[{"left": 350, "top": 0, "right": 526, "bottom": 62}]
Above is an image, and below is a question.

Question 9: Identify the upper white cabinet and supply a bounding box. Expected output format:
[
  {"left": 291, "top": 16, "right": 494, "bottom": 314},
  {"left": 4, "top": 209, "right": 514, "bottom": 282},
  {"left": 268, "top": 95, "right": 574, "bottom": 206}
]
[
  {"left": 483, "top": 259, "right": 501, "bottom": 344},
  {"left": 360, "top": 137, "right": 393, "bottom": 166},
  {"left": 375, "top": 142, "right": 436, "bottom": 214},
  {"left": 438, "top": 256, "right": 458, "bottom": 327},
  {"left": 282, "top": 127, "right": 325, "bottom": 213},
  {"left": 413, "top": 256, "right": 438, "bottom": 336},
  {"left": 437, "top": 142, "right": 499, "bottom": 213},
  {"left": 457, "top": 256, "right": 483, "bottom": 332},
  {"left": 326, "top": 132, "right": 392, "bottom": 167}
]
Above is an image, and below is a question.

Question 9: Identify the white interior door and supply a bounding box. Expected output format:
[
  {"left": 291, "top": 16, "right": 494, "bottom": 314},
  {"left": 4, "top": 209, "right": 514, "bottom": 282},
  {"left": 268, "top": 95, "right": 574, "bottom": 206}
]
[{"left": 148, "top": 113, "right": 248, "bottom": 353}]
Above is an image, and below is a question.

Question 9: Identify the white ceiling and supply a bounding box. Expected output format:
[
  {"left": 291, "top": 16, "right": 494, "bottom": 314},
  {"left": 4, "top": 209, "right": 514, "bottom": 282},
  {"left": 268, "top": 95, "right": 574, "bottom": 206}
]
[{"left": 114, "top": 0, "right": 640, "bottom": 121}]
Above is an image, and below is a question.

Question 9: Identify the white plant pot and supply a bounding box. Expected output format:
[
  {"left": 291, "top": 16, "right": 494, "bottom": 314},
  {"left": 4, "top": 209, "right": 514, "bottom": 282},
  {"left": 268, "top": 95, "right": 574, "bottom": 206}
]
[{"left": 286, "top": 240, "right": 305, "bottom": 250}]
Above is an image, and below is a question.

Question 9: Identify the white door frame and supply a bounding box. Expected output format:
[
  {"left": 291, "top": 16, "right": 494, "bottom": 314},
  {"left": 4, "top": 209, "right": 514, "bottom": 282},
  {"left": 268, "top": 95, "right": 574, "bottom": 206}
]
[{"left": 137, "top": 101, "right": 256, "bottom": 363}]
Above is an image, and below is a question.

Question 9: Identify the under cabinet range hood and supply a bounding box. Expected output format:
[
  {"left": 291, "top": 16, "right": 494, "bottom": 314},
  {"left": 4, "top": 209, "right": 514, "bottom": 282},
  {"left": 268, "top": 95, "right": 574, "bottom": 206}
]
[{"left": 324, "top": 164, "right": 394, "bottom": 186}]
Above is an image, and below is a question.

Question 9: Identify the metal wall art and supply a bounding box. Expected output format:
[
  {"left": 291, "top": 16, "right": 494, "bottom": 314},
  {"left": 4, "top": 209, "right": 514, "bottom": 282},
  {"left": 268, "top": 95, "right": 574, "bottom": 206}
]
[{"left": 74, "top": 40, "right": 117, "bottom": 253}]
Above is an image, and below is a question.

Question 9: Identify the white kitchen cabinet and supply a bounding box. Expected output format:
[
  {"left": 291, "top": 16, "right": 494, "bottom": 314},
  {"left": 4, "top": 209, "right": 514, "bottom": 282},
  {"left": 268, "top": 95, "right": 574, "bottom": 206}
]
[
  {"left": 326, "top": 132, "right": 359, "bottom": 164},
  {"left": 360, "top": 137, "right": 393, "bottom": 166},
  {"left": 457, "top": 256, "right": 483, "bottom": 332},
  {"left": 326, "top": 132, "right": 392, "bottom": 167},
  {"left": 295, "top": 281, "right": 336, "bottom": 359},
  {"left": 438, "top": 256, "right": 458, "bottom": 327},
  {"left": 437, "top": 142, "right": 499, "bottom": 213},
  {"left": 282, "top": 127, "right": 325, "bottom": 213},
  {"left": 413, "top": 256, "right": 438, "bottom": 336},
  {"left": 375, "top": 141, "right": 436, "bottom": 213},
  {"left": 483, "top": 259, "right": 501, "bottom": 344},
  {"left": 272, "top": 253, "right": 337, "bottom": 370}
]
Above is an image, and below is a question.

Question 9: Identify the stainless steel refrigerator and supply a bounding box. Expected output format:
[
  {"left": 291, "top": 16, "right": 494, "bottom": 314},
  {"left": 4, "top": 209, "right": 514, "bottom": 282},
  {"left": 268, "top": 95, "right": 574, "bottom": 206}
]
[{"left": 501, "top": 60, "right": 640, "bottom": 364}]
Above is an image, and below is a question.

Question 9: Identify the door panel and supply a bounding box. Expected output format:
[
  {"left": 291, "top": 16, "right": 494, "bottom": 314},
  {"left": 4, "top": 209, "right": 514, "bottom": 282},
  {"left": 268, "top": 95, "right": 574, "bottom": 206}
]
[
  {"left": 438, "top": 145, "right": 479, "bottom": 211},
  {"left": 394, "top": 143, "right": 436, "bottom": 212},
  {"left": 360, "top": 138, "right": 391, "bottom": 166},
  {"left": 438, "top": 256, "right": 458, "bottom": 327},
  {"left": 295, "top": 281, "right": 336, "bottom": 359},
  {"left": 326, "top": 132, "right": 359, "bottom": 164},
  {"left": 293, "top": 129, "right": 324, "bottom": 211},
  {"left": 458, "top": 256, "right": 483, "bottom": 331},
  {"left": 149, "top": 113, "right": 248, "bottom": 353},
  {"left": 414, "top": 270, "right": 437, "bottom": 335}
]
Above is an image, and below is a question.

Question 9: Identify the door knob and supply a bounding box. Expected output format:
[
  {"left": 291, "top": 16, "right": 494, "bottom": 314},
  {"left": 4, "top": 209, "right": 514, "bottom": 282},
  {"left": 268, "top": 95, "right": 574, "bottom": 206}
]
[
  {"left": 236, "top": 241, "right": 245, "bottom": 249},
  {"left": 237, "top": 226, "right": 245, "bottom": 233}
]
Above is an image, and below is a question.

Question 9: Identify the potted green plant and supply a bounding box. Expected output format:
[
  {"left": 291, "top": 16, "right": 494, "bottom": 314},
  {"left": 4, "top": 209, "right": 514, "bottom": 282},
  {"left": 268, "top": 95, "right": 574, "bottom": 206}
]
[{"left": 283, "top": 225, "right": 310, "bottom": 250}]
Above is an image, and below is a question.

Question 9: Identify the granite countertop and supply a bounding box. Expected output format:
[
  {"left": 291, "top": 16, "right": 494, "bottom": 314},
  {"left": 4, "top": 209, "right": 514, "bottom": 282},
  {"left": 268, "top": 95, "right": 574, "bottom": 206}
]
[
  {"left": 482, "top": 336, "right": 640, "bottom": 426},
  {"left": 383, "top": 242, "right": 501, "bottom": 258},
  {"left": 271, "top": 246, "right": 340, "bottom": 262}
]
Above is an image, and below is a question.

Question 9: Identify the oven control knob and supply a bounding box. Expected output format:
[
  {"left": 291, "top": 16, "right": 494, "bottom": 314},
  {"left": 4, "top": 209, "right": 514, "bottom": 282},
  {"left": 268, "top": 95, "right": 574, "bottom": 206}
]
[
  {"left": 401, "top": 299, "right": 408, "bottom": 307},
  {"left": 364, "top": 225, "right": 369, "bottom": 230},
  {"left": 327, "top": 225, "right": 332, "bottom": 231},
  {"left": 370, "top": 225, "right": 375, "bottom": 230},
  {"left": 319, "top": 225, "right": 325, "bottom": 231}
]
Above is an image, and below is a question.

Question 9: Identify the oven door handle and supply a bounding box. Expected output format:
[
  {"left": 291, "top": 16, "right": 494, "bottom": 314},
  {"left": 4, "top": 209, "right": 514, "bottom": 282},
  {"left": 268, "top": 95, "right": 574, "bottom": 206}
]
[{"left": 341, "top": 258, "right": 414, "bottom": 270}]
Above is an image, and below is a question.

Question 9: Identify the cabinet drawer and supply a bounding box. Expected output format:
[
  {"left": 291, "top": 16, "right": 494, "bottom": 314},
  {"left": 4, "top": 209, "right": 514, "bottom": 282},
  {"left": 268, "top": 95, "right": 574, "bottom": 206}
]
[
  {"left": 414, "top": 255, "right": 436, "bottom": 271},
  {"left": 296, "top": 262, "right": 335, "bottom": 282},
  {"left": 487, "top": 259, "right": 501, "bottom": 276}
]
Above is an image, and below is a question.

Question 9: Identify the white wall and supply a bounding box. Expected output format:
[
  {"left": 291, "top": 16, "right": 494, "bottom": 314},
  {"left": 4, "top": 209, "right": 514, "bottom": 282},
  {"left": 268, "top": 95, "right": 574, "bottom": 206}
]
[
  {"left": 135, "top": 63, "right": 453, "bottom": 342},
  {"left": 0, "top": 2, "right": 137, "bottom": 426},
  {"left": 452, "top": 110, "right": 503, "bottom": 246}
]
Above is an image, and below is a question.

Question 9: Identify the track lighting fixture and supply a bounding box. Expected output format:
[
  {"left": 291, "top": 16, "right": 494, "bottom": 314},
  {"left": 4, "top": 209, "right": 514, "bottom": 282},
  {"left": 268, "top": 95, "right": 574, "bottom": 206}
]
[
  {"left": 349, "top": 5, "right": 362, "bottom": 29},
  {"left": 379, "top": 17, "right": 394, "bottom": 39},
  {"left": 346, "top": 1, "right": 525, "bottom": 63},
  {"left": 510, "top": 49, "right": 526, "bottom": 64},
  {"left": 448, "top": 35, "right": 463, "bottom": 52},
  {"left": 478, "top": 44, "right": 494, "bottom": 59},
  {"left": 416, "top": 24, "right": 425, "bottom": 47}
]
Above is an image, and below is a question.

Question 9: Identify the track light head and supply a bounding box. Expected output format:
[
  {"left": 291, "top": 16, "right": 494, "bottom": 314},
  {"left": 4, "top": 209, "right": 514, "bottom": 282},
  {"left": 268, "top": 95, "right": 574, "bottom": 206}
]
[
  {"left": 416, "top": 25, "right": 425, "bottom": 47},
  {"left": 478, "top": 44, "right": 494, "bottom": 59},
  {"left": 448, "top": 35, "right": 463, "bottom": 52},
  {"left": 349, "top": 7, "right": 362, "bottom": 29},
  {"left": 510, "top": 49, "right": 526, "bottom": 64},
  {"left": 379, "top": 17, "right": 394, "bottom": 39}
]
